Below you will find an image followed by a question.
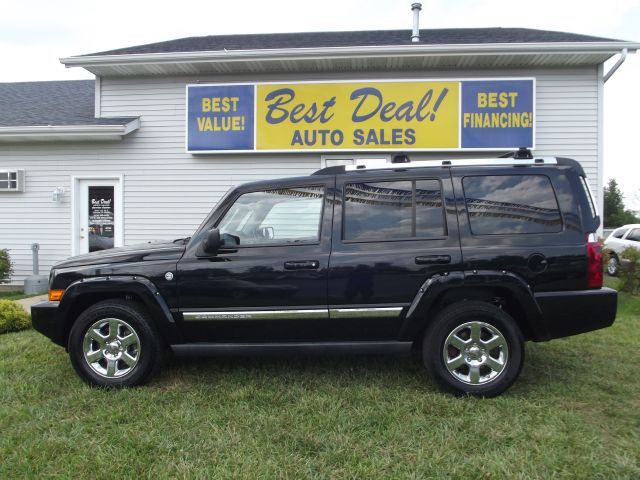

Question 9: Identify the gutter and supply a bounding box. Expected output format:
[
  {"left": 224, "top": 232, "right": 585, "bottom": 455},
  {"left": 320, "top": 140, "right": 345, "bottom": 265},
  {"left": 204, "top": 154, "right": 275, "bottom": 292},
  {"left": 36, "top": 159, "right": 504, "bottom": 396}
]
[
  {"left": 603, "top": 48, "right": 628, "bottom": 82},
  {"left": 61, "top": 41, "right": 640, "bottom": 68},
  {"left": 0, "top": 119, "right": 140, "bottom": 141}
]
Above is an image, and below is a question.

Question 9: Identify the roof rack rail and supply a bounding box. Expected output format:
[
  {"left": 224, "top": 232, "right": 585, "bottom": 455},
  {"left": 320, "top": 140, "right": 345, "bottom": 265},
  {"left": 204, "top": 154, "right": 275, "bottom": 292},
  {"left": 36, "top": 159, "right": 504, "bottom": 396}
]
[
  {"left": 341, "top": 156, "right": 556, "bottom": 172},
  {"left": 312, "top": 151, "right": 556, "bottom": 175}
]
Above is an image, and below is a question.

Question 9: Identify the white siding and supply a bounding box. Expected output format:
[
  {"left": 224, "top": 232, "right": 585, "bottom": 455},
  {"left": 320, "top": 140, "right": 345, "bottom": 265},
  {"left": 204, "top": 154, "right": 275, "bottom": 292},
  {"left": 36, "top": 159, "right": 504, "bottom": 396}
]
[{"left": 0, "top": 67, "right": 600, "bottom": 284}]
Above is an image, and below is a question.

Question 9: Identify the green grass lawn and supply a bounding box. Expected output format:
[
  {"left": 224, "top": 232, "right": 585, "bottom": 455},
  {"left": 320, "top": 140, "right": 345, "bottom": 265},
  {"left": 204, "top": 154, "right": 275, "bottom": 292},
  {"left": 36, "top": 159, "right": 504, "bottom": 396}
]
[
  {"left": 0, "top": 290, "right": 42, "bottom": 301},
  {"left": 1, "top": 285, "right": 638, "bottom": 478}
]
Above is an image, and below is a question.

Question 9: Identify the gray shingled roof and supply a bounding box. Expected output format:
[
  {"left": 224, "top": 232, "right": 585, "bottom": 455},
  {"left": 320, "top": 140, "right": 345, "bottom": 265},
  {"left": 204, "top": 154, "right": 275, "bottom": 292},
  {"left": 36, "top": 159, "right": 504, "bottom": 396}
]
[
  {"left": 3, "top": 28, "right": 627, "bottom": 128},
  {"left": 0, "top": 80, "right": 136, "bottom": 127},
  {"left": 89, "top": 28, "right": 622, "bottom": 56}
]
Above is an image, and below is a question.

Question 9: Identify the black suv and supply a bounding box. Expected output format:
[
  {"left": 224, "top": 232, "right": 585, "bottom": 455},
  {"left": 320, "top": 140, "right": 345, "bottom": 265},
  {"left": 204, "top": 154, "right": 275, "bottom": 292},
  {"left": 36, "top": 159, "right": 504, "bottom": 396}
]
[{"left": 32, "top": 152, "right": 617, "bottom": 396}]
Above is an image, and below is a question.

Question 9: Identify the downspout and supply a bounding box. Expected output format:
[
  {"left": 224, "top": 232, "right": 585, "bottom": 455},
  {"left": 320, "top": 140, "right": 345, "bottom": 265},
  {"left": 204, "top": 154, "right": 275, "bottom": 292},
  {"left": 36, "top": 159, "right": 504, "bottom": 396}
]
[
  {"left": 599, "top": 48, "right": 628, "bottom": 236},
  {"left": 603, "top": 48, "right": 627, "bottom": 82},
  {"left": 94, "top": 76, "right": 101, "bottom": 118}
]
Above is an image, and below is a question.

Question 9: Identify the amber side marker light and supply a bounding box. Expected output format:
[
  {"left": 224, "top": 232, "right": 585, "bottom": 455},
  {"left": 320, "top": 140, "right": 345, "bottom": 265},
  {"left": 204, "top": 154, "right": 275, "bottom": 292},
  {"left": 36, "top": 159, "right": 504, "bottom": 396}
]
[{"left": 48, "top": 290, "right": 65, "bottom": 301}]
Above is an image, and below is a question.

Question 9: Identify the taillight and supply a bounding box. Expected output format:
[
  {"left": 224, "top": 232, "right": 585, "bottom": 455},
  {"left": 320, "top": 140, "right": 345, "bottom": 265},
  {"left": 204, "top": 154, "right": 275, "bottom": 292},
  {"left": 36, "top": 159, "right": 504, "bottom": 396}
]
[{"left": 586, "top": 233, "right": 603, "bottom": 289}]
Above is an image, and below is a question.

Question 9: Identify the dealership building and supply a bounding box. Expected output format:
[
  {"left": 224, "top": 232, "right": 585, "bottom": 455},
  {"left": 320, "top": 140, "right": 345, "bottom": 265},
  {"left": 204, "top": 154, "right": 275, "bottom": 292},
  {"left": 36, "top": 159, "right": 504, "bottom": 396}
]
[{"left": 1, "top": 25, "right": 638, "bottom": 285}]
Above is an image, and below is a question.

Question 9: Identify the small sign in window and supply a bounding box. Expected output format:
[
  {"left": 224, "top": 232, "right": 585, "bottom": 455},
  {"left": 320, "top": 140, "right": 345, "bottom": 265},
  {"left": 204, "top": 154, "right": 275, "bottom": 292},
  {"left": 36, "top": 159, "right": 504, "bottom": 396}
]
[{"left": 88, "top": 186, "right": 115, "bottom": 252}]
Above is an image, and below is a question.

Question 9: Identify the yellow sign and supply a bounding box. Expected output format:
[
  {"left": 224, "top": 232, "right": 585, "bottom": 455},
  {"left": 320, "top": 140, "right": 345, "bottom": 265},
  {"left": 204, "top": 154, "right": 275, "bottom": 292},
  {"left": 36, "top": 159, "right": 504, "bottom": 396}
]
[
  {"left": 256, "top": 81, "right": 459, "bottom": 150},
  {"left": 186, "top": 79, "right": 535, "bottom": 152}
]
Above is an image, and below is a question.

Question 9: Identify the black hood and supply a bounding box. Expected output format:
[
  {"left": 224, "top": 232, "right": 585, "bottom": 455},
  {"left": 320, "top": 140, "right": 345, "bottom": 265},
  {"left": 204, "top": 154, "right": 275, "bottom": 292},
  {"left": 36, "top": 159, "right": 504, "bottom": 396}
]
[{"left": 54, "top": 240, "right": 186, "bottom": 269}]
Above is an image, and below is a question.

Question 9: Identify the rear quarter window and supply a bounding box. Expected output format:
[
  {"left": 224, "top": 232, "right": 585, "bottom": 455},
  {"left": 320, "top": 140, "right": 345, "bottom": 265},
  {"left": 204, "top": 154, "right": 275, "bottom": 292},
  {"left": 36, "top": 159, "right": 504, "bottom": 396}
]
[
  {"left": 462, "top": 174, "right": 562, "bottom": 235},
  {"left": 579, "top": 176, "right": 598, "bottom": 219}
]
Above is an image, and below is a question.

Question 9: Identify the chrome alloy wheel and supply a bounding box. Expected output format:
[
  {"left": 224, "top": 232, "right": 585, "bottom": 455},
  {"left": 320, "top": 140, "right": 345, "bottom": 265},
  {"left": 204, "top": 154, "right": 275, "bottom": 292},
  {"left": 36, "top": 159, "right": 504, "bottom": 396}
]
[
  {"left": 607, "top": 257, "right": 618, "bottom": 276},
  {"left": 82, "top": 318, "right": 141, "bottom": 378},
  {"left": 442, "top": 321, "right": 509, "bottom": 385}
]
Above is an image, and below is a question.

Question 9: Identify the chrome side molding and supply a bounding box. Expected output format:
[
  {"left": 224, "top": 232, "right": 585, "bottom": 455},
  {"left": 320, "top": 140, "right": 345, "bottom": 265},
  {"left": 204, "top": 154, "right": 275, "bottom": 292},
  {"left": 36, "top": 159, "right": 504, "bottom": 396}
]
[
  {"left": 182, "top": 306, "right": 404, "bottom": 321},
  {"left": 183, "top": 309, "right": 328, "bottom": 321},
  {"left": 329, "top": 307, "right": 403, "bottom": 319}
]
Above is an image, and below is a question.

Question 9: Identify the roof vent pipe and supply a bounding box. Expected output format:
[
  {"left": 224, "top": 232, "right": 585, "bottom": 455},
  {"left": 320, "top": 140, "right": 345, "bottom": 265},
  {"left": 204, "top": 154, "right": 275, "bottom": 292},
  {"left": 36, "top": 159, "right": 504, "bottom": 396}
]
[{"left": 411, "top": 3, "right": 422, "bottom": 43}]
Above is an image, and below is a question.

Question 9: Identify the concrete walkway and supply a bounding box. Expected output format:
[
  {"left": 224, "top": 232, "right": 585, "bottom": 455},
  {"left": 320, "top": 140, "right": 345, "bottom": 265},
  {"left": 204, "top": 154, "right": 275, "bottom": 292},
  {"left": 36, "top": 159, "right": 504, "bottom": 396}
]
[{"left": 15, "top": 294, "right": 48, "bottom": 312}]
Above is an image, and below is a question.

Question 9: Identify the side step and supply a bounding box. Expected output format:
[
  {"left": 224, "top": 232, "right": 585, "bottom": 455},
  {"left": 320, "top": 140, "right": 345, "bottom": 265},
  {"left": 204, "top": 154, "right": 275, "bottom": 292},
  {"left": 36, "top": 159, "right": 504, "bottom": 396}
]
[{"left": 171, "top": 341, "right": 413, "bottom": 357}]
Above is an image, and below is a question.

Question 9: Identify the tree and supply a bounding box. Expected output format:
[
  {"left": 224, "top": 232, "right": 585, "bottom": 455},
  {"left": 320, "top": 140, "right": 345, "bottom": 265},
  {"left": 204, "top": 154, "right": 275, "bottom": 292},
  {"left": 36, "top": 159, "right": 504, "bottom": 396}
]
[
  {"left": 603, "top": 179, "right": 640, "bottom": 227},
  {"left": 0, "top": 249, "right": 12, "bottom": 284}
]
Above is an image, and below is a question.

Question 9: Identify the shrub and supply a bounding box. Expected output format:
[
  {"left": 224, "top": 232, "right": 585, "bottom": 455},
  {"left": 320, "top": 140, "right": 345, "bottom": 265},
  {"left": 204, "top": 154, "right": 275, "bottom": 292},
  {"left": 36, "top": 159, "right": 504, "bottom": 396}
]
[
  {"left": 619, "top": 247, "right": 640, "bottom": 294},
  {"left": 0, "top": 300, "right": 31, "bottom": 334},
  {"left": 0, "top": 249, "right": 13, "bottom": 284}
]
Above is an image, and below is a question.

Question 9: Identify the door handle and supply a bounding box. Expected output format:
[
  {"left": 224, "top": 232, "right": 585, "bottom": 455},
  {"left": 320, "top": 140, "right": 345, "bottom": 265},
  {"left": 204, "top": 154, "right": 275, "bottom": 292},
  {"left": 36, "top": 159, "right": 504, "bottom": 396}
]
[
  {"left": 415, "top": 255, "right": 451, "bottom": 265},
  {"left": 284, "top": 260, "right": 320, "bottom": 270}
]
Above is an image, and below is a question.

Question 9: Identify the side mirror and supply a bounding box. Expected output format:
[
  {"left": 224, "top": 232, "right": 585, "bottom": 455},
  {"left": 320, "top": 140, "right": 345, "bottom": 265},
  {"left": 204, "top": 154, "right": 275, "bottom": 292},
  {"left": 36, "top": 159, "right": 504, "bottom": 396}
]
[{"left": 203, "top": 228, "right": 222, "bottom": 253}]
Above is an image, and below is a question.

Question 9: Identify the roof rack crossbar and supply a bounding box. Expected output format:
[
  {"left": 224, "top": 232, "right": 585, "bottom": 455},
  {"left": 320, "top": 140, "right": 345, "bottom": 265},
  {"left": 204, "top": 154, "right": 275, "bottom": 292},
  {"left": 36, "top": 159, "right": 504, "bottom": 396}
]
[{"left": 499, "top": 147, "right": 533, "bottom": 159}]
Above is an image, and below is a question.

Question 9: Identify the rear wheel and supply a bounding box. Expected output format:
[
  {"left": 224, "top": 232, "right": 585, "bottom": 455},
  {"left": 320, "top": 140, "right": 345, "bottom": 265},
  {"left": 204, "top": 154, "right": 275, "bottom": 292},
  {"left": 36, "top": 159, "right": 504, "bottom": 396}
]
[
  {"left": 68, "top": 300, "right": 162, "bottom": 387},
  {"left": 423, "top": 301, "right": 524, "bottom": 397}
]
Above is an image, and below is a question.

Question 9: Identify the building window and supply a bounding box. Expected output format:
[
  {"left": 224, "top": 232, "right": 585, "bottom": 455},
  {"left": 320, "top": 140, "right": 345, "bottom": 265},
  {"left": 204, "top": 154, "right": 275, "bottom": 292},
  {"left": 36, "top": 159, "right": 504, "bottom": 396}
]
[{"left": 0, "top": 170, "right": 25, "bottom": 192}]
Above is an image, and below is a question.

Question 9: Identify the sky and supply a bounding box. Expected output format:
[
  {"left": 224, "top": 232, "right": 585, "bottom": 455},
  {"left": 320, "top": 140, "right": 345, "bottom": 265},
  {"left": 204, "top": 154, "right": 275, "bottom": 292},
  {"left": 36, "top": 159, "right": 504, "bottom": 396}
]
[{"left": 2, "top": 0, "right": 639, "bottom": 209}]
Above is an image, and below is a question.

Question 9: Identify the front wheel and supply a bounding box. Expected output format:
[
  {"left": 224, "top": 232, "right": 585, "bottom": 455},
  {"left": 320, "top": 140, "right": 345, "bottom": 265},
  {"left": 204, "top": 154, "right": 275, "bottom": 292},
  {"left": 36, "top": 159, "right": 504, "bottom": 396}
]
[
  {"left": 68, "top": 300, "right": 163, "bottom": 387},
  {"left": 423, "top": 301, "right": 524, "bottom": 397},
  {"left": 607, "top": 255, "right": 619, "bottom": 276}
]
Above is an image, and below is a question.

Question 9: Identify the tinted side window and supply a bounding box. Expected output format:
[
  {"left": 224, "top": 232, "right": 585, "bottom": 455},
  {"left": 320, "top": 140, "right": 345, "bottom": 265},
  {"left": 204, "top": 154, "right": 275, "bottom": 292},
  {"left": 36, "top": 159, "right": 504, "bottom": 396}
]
[
  {"left": 217, "top": 186, "right": 324, "bottom": 246},
  {"left": 612, "top": 228, "right": 629, "bottom": 239},
  {"left": 627, "top": 229, "right": 640, "bottom": 242},
  {"left": 579, "top": 176, "right": 598, "bottom": 219},
  {"left": 462, "top": 175, "right": 562, "bottom": 235},
  {"left": 416, "top": 180, "right": 448, "bottom": 237},
  {"left": 343, "top": 179, "right": 445, "bottom": 241}
]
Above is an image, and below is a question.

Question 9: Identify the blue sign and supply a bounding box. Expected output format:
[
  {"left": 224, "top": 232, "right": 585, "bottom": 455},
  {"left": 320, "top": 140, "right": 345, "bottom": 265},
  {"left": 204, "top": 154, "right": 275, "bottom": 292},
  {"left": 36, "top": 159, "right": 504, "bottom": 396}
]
[
  {"left": 187, "top": 85, "right": 254, "bottom": 151},
  {"left": 461, "top": 80, "right": 534, "bottom": 148}
]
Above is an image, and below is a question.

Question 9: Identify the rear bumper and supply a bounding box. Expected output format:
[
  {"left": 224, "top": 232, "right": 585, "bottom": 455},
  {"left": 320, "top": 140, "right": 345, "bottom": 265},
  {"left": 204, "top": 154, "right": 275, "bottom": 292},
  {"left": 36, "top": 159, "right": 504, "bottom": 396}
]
[
  {"left": 31, "top": 301, "right": 66, "bottom": 347},
  {"left": 534, "top": 287, "right": 617, "bottom": 341}
]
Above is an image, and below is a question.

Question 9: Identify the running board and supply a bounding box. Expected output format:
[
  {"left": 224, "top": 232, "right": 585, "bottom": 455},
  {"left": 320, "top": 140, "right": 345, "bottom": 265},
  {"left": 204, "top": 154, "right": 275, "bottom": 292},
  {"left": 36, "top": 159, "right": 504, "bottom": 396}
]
[{"left": 171, "top": 341, "right": 412, "bottom": 357}]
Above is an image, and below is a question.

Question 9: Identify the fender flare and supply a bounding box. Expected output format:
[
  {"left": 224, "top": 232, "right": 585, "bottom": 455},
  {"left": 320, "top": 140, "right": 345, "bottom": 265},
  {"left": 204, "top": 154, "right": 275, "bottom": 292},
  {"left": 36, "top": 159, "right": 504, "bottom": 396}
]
[
  {"left": 399, "top": 270, "right": 547, "bottom": 341},
  {"left": 57, "top": 275, "right": 180, "bottom": 345}
]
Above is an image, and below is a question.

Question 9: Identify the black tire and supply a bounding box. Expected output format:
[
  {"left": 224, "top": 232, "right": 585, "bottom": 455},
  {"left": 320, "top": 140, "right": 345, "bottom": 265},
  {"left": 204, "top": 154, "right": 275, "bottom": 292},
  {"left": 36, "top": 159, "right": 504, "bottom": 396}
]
[
  {"left": 423, "top": 301, "right": 524, "bottom": 397},
  {"left": 606, "top": 254, "right": 619, "bottom": 276},
  {"left": 68, "top": 300, "right": 163, "bottom": 387}
]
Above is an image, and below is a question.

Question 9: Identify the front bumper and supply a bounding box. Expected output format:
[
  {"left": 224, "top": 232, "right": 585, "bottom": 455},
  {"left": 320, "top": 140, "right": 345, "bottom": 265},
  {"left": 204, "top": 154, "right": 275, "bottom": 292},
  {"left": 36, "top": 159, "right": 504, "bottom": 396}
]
[
  {"left": 535, "top": 287, "right": 617, "bottom": 341},
  {"left": 31, "top": 301, "right": 66, "bottom": 347}
]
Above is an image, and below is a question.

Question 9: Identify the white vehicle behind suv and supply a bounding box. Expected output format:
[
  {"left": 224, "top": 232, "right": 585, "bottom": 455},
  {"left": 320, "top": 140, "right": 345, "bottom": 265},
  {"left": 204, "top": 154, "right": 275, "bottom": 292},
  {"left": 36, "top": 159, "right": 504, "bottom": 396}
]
[{"left": 604, "top": 224, "right": 640, "bottom": 275}]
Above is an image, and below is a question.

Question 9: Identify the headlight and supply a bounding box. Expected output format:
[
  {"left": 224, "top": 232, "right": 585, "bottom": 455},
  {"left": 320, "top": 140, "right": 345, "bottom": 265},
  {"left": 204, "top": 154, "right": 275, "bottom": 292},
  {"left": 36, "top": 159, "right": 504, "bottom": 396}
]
[
  {"left": 48, "top": 270, "right": 64, "bottom": 301},
  {"left": 48, "top": 289, "right": 65, "bottom": 301}
]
